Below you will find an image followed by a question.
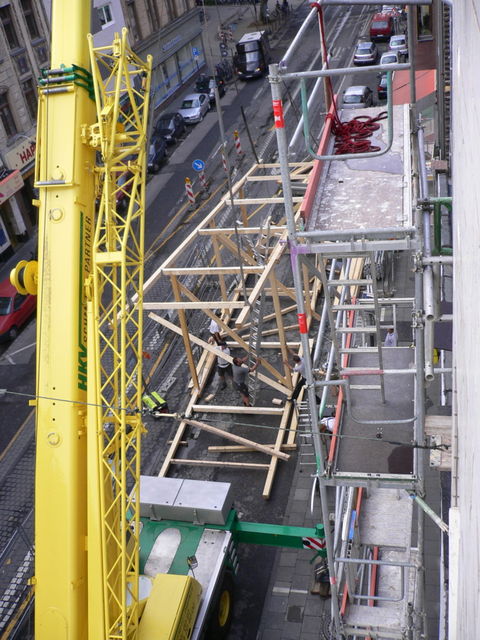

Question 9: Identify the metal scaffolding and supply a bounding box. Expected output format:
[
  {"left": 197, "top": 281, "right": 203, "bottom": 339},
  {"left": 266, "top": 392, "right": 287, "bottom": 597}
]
[{"left": 267, "top": 1, "right": 447, "bottom": 637}]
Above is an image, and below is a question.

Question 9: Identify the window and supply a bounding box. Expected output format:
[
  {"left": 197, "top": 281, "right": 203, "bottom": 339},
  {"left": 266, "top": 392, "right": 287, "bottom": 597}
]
[
  {"left": 34, "top": 40, "right": 49, "bottom": 65},
  {"left": 125, "top": 1, "right": 140, "bottom": 41},
  {"left": 145, "top": 0, "right": 160, "bottom": 31},
  {"left": 13, "top": 51, "right": 30, "bottom": 76},
  {"left": 97, "top": 3, "right": 113, "bottom": 27},
  {"left": 21, "top": 0, "right": 39, "bottom": 39},
  {"left": 22, "top": 79, "right": 37, "bottom": 120},
  {"left": 0, "top": 91, "right": 17, "bottom": 137},
  {"left": 0, "top": 5, "right": 20, "bottom": 49},
  {"left": 417, "top": 5, "right": 432, "bottom": 38},
  {"left": 14, "top": 293, "right": 27, "bottom": 312}
]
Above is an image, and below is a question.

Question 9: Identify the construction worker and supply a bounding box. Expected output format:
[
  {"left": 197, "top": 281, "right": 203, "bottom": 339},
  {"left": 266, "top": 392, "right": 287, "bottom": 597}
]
[
  {"left": 232, "top": 356, "right": 258, "bottom": 407},
  {"left": 283, "top": 349, "right": 306, "bottom": 401}
]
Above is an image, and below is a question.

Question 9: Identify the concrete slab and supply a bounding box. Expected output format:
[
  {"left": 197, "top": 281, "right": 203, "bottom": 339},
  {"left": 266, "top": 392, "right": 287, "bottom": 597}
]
[{"left": 307, "top": 105, "right": 411, "bottom": 232}]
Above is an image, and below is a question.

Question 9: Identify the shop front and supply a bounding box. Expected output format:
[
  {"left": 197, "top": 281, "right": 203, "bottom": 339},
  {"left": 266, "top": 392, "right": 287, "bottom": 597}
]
[{"left": 0, "top": 137, "right": 37, "bottom": 261}]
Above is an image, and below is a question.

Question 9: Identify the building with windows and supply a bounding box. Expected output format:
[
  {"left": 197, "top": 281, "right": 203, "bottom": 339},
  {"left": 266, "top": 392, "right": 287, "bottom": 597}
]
[
  {"left": 0, "top": 0, "right": 49, "bottom": 261},
  {"left": 0, "top": 0, "right": 204, "bottom": 261},
  {"left": 92, "top": 0, "right": 126, "bottom": 47},
  {"left": 118, "top": 0, "right": 205, "bottom": 113}
]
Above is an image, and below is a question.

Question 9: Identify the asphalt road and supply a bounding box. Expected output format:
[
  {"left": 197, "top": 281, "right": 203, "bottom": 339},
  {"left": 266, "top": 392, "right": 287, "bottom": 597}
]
[{"left": 0, "top": 2, "right": 392, "bottom": 637}]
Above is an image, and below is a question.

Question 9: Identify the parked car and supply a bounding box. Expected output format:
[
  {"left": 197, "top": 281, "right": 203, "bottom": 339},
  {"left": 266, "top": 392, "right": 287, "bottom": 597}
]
[
  {"left": 389, "top": 34, "right": 408, "bottom": 60},
  {"left": 380, "top": 51, "right": 400, "bottom": 66},
  {"left": 377, "top": 73, "right": 388, "bottom": 100},
  {"left": 195, "top": 74, "right": 226, "bottom": 105},
  {"left": 353, "top": 41, "right": 378, "bottom": 66},
  {"left": 0, "top": 277, "right": 36, "bottom": 341},
  {"left": 147, "top": 135, "right": 168, "bottom": 174},
  {"left": 342, "top": 85, "right": 373, "bottom": 109},
  {"left": 153, "top": 112, "right": 185, "bottom": 145},
  {"left": 178, "top": 93, "right": 210, "bottom": 124},
  {"left": 369, "top": 12, "right": 395, "bottom": 41}
]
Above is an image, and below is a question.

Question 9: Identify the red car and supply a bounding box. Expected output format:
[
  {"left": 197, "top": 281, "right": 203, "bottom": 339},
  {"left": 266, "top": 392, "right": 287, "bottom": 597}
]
[
  {"left": 0, "top": 277, "right": 36, "bottom": 341},
  {"left": 369, "top": 13, "right": 395, "bottom": 41}
]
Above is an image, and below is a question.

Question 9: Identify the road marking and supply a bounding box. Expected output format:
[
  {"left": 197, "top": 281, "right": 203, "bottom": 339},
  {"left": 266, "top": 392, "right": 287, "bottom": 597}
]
[
  {"left": 0, "top": 408, "right": 34, "bottom": 463},
  {"left": 0, "top": 341, "right": 36, "bottom": 365},
  {"left": 253, "top": 86, "right": 264, "bottom": 101}
]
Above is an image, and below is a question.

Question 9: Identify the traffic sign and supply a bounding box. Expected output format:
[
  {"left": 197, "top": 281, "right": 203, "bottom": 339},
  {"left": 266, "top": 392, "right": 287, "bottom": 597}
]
[
  {"left": 192, "top": 159, "right": 205, "bottom": 172},
  {"left": 192, "top": 46, "right": 200, "bottom": 58}
]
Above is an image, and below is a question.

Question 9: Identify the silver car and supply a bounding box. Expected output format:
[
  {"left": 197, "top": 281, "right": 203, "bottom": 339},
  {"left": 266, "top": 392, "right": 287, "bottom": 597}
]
[
  {"left": 178, "top": 93, "right": 210, "bottom": 124},
  {"left": 342, "top": 85, "right": 374, "bottom": 109},
  {"left": 353, "top": 41, "right": 378, "bottom": 66},
  {"left": 389, "top": 34, "right": 408, "bottom": 60},
  {"left": 380, "top": 51, "right": 400, "bottom": 66}
]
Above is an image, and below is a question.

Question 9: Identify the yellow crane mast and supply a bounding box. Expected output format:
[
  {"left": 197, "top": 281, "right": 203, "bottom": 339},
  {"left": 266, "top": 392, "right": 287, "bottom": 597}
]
[{"left": 11, "top": 1, "right": 151, "bottom": 638}]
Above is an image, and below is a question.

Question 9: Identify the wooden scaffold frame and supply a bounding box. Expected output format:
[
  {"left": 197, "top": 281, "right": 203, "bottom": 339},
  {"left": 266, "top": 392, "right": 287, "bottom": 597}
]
[{"left": 141, "top": 161, "right": 322, "bottom": 498}]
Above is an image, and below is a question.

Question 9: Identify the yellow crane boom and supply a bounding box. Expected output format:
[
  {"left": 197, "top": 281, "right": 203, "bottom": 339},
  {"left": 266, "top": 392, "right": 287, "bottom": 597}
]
[{"left": 11, "top": 2, "right": 151, "bottom": 638}]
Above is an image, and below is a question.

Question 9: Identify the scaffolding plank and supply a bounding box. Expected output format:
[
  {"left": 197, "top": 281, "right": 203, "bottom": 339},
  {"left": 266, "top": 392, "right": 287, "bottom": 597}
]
[{"left": 358, "top": 489, "right": 413, "bottom": 548}]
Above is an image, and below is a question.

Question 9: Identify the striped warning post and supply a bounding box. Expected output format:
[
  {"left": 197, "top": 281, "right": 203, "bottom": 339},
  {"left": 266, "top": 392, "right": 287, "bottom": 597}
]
[
  {"left": 221, "top": 148, "right": 228, "bottom": 174},
  {"left": 302, "top": 536, "right": 326, "bottom": 551},
  {"left": 233, "top": 129, "right": 243, "bottom": 156},
  {"left": 185, "top": 176, "right": 195, "bottom": 207},
  {"left": 199, "top": 169, "right": 208, "bottom": 192}
]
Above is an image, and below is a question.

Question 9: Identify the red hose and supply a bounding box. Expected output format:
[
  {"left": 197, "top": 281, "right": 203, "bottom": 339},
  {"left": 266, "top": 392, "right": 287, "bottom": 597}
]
[{"left": 313, "top": 3, "right": 388, "bottom": 155}]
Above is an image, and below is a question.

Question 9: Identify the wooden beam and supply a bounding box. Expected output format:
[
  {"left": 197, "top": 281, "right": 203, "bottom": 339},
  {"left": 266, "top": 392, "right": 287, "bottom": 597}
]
[
  {"left": 239, "top": 304, "right": 297, "bottom": 330},
  {"left": 208, "top": 444, "right": 297, "bottom": 452},
  {"left": 235, "top": 238, "right": 288, "bottom": 327},
  {"left": 197, "top": 226, "right": 286, "bottom": 236},
  {"left": 161, "top": 266, "right": 263, "bottom": 276},
  {"left": 245, "top": 174, "right": 311, "bottom": 182},
  {"left": 177, "top": 282, "right": 288, "bottom": 386},
  {"left": 191, "top": 405, "right": 284, "bottom": 415},
  {"left": 148, "top": 311, "right": 291, "bottom": 395},
  {"left": 263, "top": 402, "right": 292, "bottom": 499},
  {"left": 270, "top": 273, "right": 292, "bottom": 388},
  {"left": 256, "top": 162, "right": 313, "bottom": 169},
  {"left": 184, "top": 418, "right": 289, "bottom": 460},
  {"left": 170, "top": 459, "right": 270, "bottom": 470},
  {"left": 210, "top": 218, "right": 228, "bottom": 304},
  {"left": 231, "top": 197, "right": 304, "bottom": 205},
  {"left": 143, "top": 301, "right": 245, "bottom": 310},
  {"left": 171, "top": 275, "right": 199, "bottom": 390},
  {"left": 224, "top": 341, "right": 300, "bottom": 349}
]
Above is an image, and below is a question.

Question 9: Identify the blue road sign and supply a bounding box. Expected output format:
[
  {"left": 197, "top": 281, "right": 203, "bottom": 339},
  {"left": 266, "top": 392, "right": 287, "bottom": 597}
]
[
  {"left": 192, "top": 159, "right": 205, "bottom": 172},
  {"left": 192, "top": 47, "right": 200, "bottom": 58}
]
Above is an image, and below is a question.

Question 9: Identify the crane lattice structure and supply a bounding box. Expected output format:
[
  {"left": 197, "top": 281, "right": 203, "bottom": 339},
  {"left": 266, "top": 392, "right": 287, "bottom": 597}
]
[{"left": 86, "top": 30, "right": 151, "bottom": 639}]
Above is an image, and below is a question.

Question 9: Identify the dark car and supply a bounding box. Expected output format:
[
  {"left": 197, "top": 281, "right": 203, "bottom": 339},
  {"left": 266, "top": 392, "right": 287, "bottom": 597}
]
[
  {"left": 0, "top": 277, "right": 36, "bottom": 341},
  {"left": 153, "top": 112, "right": 185, "bottom": 145},
  {"left": 377, "top": 73, "right": 388, "bottom": 100},
  {"left": 147, "top": 135, "right": 168, "bottom": 173},
  {"left": 195, "top": 74, "right": 226, "bottom": 105},
  {"left": 353, "top": 41, "right": 378, "bottom": 66}
]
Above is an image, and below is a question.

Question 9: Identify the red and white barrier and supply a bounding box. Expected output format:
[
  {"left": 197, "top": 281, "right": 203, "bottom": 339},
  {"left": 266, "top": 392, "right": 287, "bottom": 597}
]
[
  {"left": 233, "top": 129, "right": 243, "bottom": 156},
  {"left": 199, "top": 169, "right": 208, "bottom": 192},
  {"left": 185, "top": 177, "right": 195, "bottom": 207},
  {"left": 221, "top": 149, "right": 228, "bottom": 174}
]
